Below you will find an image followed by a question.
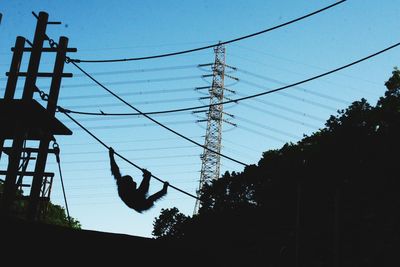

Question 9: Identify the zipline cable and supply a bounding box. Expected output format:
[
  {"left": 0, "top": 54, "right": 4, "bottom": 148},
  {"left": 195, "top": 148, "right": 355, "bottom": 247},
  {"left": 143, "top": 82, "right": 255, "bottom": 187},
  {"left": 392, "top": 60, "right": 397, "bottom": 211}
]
[
  {"left": 60, "top": 111, "right": 200, "bottom": 200},
  {"left": 68, "top": 61, "right": 250, "bottom": 167},
  {"left": 68, "top": 1, "right": 346, "bottom": 63}
]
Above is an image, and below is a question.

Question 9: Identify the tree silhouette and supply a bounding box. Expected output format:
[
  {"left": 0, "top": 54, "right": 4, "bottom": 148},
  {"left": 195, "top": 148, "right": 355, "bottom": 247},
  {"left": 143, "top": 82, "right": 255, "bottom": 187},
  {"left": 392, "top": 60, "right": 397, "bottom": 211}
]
[
  {"left": 152, "top": 207, "right": 189, "bottom": 239},
  {"left": 153, "top": 68, "right": 400, "bottom": 266},
  {"left": 0, "top": 180, "right": 81, "bottom": 229}
]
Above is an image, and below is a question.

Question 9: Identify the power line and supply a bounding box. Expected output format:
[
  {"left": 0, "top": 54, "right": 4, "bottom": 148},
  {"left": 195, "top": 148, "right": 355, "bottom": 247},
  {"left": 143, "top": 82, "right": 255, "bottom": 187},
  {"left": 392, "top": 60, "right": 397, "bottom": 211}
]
[
  {"left": 62, "top": 145, "right": 196, "bottom": 155},
  {"left": 276, "top": 91, "right": 337, "bottom": 111},
  {"left": 60, "top": 87, "right": 195, "bottom": 100},
  {"left": 236, "top": 68, "right": 351, "bottom": 105},
  {"left": 60, "top": 41, "right": 400, "bottom": 117},
  {"left": 48, "top": 154, "right": 200, "bottom": 165},
  {"left": 61, "top": 75, "right": 202, "bottom": 88},
  {"left": 63, "top": 179, "right": 198, "bottom": 193},
  {"left": 221, "top": 144, "right": 260, "bottom": 162},
  {"left": 60, "top": 111, "right": 200, "bottom": 200},
  {"left": 239, "top": 101, "right": 320, "bottom": 129},
  {"left": 226, "top": 51, "right": 379, "bottom": 97},
  {"left": 232, "top": 43, "right": 382, "bottom": 87},
  {"left": 235, "top": 91, "right": 325, "bottom": 122},
  {"left": 76, "top": 40, "right": 217, "bottom": 52},
  {"left": 234, "top": 114, "right": 302, "bottom": 139},
  {"left": 214, "top": 41, "right": 400, "bottom": 101},
  {"left": 238, "top": 78, "right": 338, "bottom": 111},
  {"left": 236, "top": 125, "right": 287, "bottom": 143},
  {"left": 63, "top": 97, "right": 199, "bottom": 110},
  {"left": 72, "top": 64, "right": 200, "bottom": 77},
  {"left": 58, "top": 111, "right": 190, "bottom": 124},
  {"left": 62, "top": 162, "right": 200, "bottom": 172},
  {"left": 4, "top": 64, "right": 200, "bottom": 82},
  {"left": 62, "top": 135, "right": 202, "bottom": 146},
  {"left": 224, "top": 138, "right": 263, "bottom": 154},
  {"left": 67, "top": 120, "right": 197, "bottom": 131},
  {"left": 230, "top": 53, "right": 377, "bottom": 99},
  {"left": 66, "top": 61, "right": 250, "bottom": 167},
  {"left": 68, "top": 1, "right": 346, "bottom": 63}
]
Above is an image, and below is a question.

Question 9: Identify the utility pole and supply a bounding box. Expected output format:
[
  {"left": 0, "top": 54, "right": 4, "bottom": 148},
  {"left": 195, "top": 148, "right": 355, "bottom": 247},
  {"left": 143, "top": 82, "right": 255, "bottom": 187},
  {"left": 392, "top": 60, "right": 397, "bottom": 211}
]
[
  {"left": 0, "top": 12, "right": 75, "bottom": 220},
  {"left": 193, "top": 44, "right": 237, "bottom": 214}
]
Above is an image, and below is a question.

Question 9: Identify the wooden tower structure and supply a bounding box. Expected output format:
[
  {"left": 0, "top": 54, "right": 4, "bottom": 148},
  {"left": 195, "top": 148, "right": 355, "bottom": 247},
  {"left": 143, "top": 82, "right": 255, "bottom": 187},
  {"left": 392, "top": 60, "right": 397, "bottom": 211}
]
[{"left": 0, "top": 12, "right": 75, "bottom": 220}]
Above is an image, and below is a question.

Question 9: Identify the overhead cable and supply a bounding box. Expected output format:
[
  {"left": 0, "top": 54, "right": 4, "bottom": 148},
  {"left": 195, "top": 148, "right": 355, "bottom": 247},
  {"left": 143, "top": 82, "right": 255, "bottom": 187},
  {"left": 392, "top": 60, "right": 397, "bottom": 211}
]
[
  {"left": 66, "top": 61, "right": 250, "bottom": 167},
  {"left": 61, "top": 41, "right": 400, "bottom": 116},
  {"left": 68, "top": 1, "right": 346, "bottom": 63}
]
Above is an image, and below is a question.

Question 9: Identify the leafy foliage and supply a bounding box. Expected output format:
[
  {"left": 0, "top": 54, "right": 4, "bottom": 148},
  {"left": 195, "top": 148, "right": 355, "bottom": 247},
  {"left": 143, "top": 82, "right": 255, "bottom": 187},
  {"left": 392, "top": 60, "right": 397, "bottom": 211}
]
[
  {"left": 0, "top": 181, "right": 81, "bottom": 229},
  {"left": 42, "top": 203, "right": 81, "bottom": 229},
  {"left": 152, "top": 207, "right": 189, "bottom": 239}
]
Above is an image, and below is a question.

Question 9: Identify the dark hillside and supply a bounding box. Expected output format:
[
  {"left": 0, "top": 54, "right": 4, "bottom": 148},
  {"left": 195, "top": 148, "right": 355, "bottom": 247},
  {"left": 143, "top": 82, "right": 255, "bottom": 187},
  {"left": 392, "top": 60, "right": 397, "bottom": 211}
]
[{"left": 1, "top": 215, "right": 264, "bottom": 266}]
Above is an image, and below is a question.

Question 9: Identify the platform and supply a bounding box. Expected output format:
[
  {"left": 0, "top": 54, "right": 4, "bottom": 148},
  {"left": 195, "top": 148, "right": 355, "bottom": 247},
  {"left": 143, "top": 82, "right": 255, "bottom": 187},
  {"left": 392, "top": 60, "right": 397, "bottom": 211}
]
[{"left": 0, "top": 99, "right": 72, "bottom": 140}]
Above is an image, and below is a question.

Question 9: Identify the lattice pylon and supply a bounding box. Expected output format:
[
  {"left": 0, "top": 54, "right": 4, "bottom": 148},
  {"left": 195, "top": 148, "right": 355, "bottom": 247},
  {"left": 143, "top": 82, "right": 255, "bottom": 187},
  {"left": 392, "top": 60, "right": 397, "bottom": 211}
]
[{"left": 194, "top": 44, "right": 226, "bottom": 214}]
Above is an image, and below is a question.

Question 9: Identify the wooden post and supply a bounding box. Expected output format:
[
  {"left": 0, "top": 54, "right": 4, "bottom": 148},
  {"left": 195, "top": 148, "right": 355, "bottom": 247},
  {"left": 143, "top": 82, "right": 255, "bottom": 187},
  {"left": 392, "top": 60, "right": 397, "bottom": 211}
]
[
  {"left": 28, "top": 36, "right": 69, "bottom": 220},
  {"left": 4, "top": 36, "right": 25, "bottom": 99},
  {"left": 0, "top": 36, "right": 25, "bottom": 161},
  {"left": 2, "top": 12, "right": 48, "bottom": 216},
  {"left": 22, "top": 12, "right": 48, "bottom": 100}
]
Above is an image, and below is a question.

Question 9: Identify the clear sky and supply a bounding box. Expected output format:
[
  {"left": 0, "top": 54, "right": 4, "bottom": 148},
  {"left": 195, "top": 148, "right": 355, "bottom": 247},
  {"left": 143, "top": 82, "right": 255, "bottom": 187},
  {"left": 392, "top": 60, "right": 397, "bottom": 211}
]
[{"left": 1, "top": 0, "right": 399, "bottom": 237}]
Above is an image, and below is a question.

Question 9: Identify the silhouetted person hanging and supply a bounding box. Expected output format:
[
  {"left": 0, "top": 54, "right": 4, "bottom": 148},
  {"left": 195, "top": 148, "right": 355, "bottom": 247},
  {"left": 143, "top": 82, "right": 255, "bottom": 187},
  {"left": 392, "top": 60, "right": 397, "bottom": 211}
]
[{"left": 109, "top": 147, "right": 168, "bottom": 213}]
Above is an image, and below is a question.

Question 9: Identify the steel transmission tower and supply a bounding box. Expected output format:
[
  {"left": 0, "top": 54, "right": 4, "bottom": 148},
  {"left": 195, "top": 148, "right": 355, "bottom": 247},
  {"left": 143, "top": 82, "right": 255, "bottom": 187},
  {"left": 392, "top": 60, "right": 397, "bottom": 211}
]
[{"left": 194, "top": 44, "right": 236, "bottom": 214}]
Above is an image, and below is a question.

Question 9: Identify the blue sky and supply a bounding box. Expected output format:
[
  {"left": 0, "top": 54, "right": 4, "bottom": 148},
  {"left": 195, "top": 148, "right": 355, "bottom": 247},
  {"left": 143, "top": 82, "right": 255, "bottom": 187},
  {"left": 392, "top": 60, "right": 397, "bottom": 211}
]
[{"left": 1, "top": 0, "right": 399, "bottom": 237}]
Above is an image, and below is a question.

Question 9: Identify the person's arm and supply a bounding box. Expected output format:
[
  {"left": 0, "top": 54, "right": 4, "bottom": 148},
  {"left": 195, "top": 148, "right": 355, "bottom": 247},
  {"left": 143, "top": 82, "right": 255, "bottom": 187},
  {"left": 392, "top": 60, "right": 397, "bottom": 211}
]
[
  {"left": 109, "top": 147, "right": 121, "bottom": 180},
  {"left": 142, "top": 169, "right": 151, "bottom": 180}
]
